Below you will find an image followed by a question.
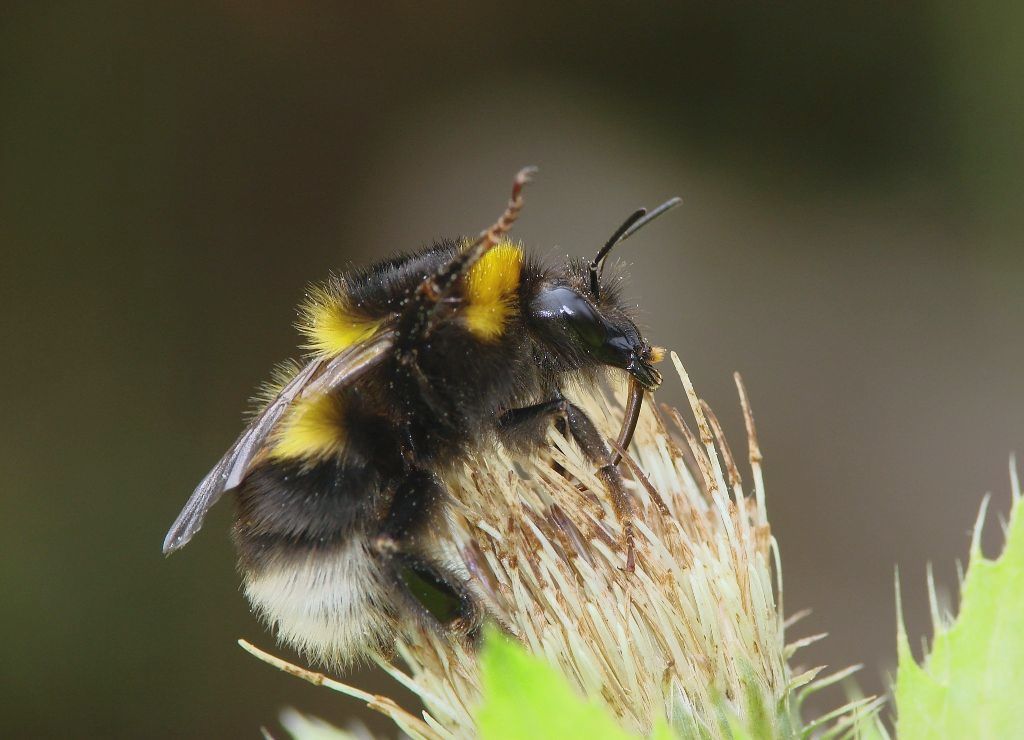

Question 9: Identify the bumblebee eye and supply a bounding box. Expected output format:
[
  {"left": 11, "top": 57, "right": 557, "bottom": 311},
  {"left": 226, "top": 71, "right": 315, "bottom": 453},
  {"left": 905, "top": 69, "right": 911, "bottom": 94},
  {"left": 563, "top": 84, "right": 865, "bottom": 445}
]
[
  {"left": 532, "top": 285, "right": 660, "bottom": 390},
  {"left": 532, "top": 286, "right": 609, "bottom": 350}
]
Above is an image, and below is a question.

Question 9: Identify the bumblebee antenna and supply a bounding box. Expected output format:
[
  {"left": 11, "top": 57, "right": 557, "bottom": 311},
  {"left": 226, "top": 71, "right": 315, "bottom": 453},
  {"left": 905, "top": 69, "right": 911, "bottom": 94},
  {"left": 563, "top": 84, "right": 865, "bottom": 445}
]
[
  {"left": 589, "top": 196, "right": 682, "bottom": 298},
  {"left": 621, "top": 197, "right": 682, "bottom": 241},
  {"left": 475, "top": 166, "right": 538, "bottom": 252},
  {"left": 589, "top": 208, "right": 646, "bottom": 298}
]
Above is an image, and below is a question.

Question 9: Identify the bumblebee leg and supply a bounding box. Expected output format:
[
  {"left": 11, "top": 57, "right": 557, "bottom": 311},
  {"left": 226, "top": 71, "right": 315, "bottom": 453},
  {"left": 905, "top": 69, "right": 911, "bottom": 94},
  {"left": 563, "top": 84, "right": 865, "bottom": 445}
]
[
  {"left": 392, "top": 551, "right": 479, "bottom": 630},
  {"left": 378, "top": 469, "right": 446, "bottom": 543},
  {"left": 375, "top": 470, "right": 480, "bottom": 631},
  {"left": 403, "top": 351, "right": 455, "bottom": 426},
  {"left": 393, "top": 169, "right": 536, "bottom": 424},
  {"left": 496, "top": 396, "right": 569, "bottom": 452},
  {"left": 498, "top": 398, "right": 638, "bottom": 572},
  {"left": 394, "top": 167, "right": 535, "bottom": 354},
  {"left": 476, "top": 165, "right": 536, "bottom": 250}
]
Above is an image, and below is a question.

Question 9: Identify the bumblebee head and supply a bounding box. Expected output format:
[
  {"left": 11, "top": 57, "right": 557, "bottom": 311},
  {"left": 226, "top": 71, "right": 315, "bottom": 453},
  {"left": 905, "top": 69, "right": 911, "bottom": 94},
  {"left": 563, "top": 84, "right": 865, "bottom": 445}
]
[
  {"left": 530, "top": 283, "right": 662, "bottom": 391},
  {"left": 530, "top": 198, "right": 680, "bottom": 390}
]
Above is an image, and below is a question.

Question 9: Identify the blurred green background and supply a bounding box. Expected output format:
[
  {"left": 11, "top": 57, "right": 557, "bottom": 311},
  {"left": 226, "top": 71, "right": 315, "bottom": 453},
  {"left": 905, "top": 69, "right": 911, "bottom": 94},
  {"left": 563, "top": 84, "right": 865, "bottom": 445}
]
[{"left": 3, "top": 2, "right": 1022, "bottom": 737}]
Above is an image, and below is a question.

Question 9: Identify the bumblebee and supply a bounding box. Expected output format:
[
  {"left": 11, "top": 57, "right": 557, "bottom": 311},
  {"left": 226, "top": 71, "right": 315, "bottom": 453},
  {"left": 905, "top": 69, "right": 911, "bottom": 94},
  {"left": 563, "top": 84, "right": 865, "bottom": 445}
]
[{"left": 163, "top": 168, "right": 679, "bottom": 665}]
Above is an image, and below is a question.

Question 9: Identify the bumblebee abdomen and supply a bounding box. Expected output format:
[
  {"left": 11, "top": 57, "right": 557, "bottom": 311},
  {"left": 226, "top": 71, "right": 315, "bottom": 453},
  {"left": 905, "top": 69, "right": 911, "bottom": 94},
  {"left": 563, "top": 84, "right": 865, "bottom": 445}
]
[
  {"left": 233, "top": 457, "right": 387, "bottom": 570},
  {"left": 242, "top": 533, "right": 397, "bottom": 666}
]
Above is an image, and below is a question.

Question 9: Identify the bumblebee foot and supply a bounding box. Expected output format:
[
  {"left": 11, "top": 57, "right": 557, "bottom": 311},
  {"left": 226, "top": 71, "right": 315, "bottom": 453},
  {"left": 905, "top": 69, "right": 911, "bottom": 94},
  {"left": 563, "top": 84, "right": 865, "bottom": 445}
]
[{"left": 622, "top": 519, "right": 636, "bottom": 573}]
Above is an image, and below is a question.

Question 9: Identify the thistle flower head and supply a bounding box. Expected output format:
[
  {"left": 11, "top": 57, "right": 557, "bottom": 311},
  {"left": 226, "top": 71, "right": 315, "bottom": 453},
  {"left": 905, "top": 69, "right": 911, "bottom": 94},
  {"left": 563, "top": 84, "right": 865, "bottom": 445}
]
[{"left": 247, "top": 355, "right": 882, "bottom": 738}]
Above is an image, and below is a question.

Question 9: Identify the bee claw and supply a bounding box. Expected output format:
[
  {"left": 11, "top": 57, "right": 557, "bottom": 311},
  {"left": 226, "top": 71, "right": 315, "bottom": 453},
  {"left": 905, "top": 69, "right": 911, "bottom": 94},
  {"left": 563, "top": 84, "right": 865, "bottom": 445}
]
[{"left": 624, "top": 522, "right": 637, "bottom": 573}]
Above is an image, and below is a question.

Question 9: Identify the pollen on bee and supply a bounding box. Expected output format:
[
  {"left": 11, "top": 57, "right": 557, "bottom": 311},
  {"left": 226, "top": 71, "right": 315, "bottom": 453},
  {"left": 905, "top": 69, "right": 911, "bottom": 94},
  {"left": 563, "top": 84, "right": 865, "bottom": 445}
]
[
  {"left": 299, "top": 284, "right": 381, "bottom": 356},
  {"left": 463, "top": 241, "right": 524, "bottom": 340},
  {"left": 270, "top": 392, "right": 347, "bottom": 460}
]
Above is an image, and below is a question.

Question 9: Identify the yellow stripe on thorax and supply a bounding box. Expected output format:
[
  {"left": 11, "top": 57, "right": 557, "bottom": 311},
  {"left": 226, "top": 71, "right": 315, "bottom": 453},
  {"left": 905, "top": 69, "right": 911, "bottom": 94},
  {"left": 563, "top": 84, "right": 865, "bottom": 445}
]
[
  {"left": 298, "top": 284, "right": 381, "bottom": 356},
  {"left": 270, "top": 392, "right": 347, "bottom": 461},
  {"left": 463, "top": 242, "right": 524, "bottom": 340}
]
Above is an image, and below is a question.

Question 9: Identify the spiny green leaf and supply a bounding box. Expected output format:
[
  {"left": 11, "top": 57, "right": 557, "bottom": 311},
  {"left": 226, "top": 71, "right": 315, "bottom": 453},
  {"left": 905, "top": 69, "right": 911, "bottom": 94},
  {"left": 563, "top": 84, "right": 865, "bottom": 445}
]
[{"left": 895, "top": 491, "right": 1024, "bottom": 738}]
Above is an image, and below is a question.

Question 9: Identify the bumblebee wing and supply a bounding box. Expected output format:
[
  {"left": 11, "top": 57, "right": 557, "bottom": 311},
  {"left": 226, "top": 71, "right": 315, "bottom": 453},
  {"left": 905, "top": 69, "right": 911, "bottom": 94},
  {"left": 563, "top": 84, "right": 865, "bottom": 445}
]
[{"left": 161, "top": 329, "right": 395, "bottom": 555}]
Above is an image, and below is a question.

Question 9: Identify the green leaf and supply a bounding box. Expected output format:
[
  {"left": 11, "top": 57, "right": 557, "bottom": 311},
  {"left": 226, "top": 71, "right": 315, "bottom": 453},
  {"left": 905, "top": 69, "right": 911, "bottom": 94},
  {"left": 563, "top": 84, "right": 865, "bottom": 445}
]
[
  {"left": 474, "top": 629, "right": 806, "bottom": 739},
  {"left": 476, "top": 628, "right": 634, "bottom": 740},
  {"left": 895, "top": 490, "right": 1024, "bottom": 738}
]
